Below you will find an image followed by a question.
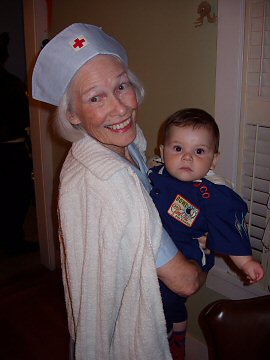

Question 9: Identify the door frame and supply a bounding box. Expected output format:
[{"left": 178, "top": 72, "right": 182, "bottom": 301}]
[{"left": 23, "top": 0, "right": 56, "bottom": 270}]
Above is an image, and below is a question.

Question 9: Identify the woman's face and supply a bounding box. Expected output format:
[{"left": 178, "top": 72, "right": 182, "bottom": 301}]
[{"left": 69, "top": 55, "right": 138, "bottom": 155}]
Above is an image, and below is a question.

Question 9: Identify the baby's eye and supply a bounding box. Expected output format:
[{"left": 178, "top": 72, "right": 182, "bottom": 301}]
[
  {"left": 196, "top": 148, "right": 205, "bottom": 155},
  {"left": 174, "top": 146, "right": 182, "bottom": 152}
]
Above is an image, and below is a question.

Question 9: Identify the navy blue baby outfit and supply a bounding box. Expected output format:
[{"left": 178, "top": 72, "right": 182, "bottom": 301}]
[{"left": 149, "top": 165, "right": 252, "bottom": 331}]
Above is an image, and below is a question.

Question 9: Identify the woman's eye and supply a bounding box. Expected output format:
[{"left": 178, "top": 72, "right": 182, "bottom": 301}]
[
  {"left": 196, "top": 148, "right": 205, "bottom": 155},
  {"left": 174, "top": 146, "right": 182, "bottom": 152},
  {"left": 118, "top": 82, "right": 130, "bottom": 91},
  {"left": 90, "top": 96, "right": 99, "bottom": 103}
]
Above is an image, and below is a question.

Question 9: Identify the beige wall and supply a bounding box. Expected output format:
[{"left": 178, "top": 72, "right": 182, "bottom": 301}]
[
  {"left": 51, "top": 0, "right": 217, "bottom": 158},
  {"left": 51, "top": 0, "right": 218, "bottom": 345}
]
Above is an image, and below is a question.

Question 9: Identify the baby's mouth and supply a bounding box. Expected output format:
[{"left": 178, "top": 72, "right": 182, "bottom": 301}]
[{"left": 180, "top": 167, "right": 193, "bottom": 172}]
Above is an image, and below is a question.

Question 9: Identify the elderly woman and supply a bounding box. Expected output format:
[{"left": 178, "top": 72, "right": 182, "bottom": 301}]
[{"left": 32, "top": 24, "right": 205, "bottom": 360}]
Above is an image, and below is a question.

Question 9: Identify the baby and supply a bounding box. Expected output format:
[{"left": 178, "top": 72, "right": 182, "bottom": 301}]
[{"left": 148, "top": 108, "right": 264, "bottom": 360}]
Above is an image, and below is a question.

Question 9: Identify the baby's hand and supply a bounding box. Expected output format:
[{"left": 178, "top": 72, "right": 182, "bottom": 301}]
[{"left": 241, "top": 259, "right": 264, "bottom": 284}]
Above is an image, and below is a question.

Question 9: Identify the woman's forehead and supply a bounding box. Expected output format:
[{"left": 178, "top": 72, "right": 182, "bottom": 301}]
[{"left": 72, "top": 55, "right": 125, "bottom": 87}]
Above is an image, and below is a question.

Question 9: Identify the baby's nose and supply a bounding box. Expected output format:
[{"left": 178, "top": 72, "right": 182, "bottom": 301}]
[{"left": 182, "top": 152, "right": 192, "bottom": 160}]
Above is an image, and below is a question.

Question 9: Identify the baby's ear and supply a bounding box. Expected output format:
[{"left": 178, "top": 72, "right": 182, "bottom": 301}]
[
  {"left": 210, "top": 152, "right": 220, "bottom": 170},
  {"left": 159, "top": 144, "right": 164, "bottom": 162}
]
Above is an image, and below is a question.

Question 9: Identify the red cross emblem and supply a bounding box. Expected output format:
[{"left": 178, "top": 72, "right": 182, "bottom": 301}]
[
  {"left": 70, "top": 36, "right": 88, "bottom": 51},
  {"left": 73, "top": 38, "right": 85, "bottom": 48}
]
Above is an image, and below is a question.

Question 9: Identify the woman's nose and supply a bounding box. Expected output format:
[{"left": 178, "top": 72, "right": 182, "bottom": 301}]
[{"left": 109, "top": 95, "right": 126, "bottom": 115}]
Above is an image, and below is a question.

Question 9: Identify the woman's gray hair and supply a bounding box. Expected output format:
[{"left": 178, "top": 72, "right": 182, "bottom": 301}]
[{"left": 55, "top": 68, "right": 145, "bottom": 143}]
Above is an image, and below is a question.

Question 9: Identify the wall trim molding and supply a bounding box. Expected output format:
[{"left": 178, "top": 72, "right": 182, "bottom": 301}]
[{"left": 215, "top": 0, "right": 245, "bottom": 183}]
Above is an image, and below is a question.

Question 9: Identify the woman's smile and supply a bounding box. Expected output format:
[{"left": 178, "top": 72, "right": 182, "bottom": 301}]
[{"left": 105, "top": 117, "right": 133, "bottom": 132}]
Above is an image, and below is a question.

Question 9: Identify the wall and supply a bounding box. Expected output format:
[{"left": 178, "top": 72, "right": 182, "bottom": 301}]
[
  {"left": 51, "top": 0, "right": 217, "bottom": 158},
  {"left": 50, "top": 0, "right": 219, "bottom": 346}
]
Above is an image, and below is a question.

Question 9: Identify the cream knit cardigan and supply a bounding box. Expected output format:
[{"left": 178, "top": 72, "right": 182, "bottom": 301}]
[{"left": 58, "top": 127, "right": 172, "bottom": 359}]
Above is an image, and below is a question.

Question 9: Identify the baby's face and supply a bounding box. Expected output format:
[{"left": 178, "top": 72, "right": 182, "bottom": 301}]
[{"left": 161, "top": 125, "right": 219, "bottom": 182}]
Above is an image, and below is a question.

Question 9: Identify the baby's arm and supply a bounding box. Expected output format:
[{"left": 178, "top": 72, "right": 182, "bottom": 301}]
[{"left": 230, "top": 255, "right": 264, "bottom": 284}]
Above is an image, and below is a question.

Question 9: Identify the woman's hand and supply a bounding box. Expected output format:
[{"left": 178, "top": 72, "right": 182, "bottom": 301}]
[{"left": 196, "top": 233, "right": 211, "bottom": 255}]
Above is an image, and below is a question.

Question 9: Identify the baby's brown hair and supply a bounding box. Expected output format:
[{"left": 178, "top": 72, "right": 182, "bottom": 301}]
[{"left": 163, "top": 108, "right": 220, "bottom": 153}]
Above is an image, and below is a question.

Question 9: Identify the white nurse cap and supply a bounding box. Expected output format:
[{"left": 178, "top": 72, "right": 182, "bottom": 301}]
[{"left": 32, "top": 23, "right": 128, "bottom": 106}]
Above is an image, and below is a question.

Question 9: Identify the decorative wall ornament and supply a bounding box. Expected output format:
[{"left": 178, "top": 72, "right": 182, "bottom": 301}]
[{"left": 194, "top": 1, "right": 217, "bottom": 28}]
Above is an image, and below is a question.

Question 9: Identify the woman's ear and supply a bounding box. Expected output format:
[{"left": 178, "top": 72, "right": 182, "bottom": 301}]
[
  {"left": 159, "top": 144, "right": 164, "bottom": 163},
  {"left": 67, "top": 111, "right": 81, "bottom": 125},
  {"left": 210, "top": 152, "right": 220, "bottom": 170}
]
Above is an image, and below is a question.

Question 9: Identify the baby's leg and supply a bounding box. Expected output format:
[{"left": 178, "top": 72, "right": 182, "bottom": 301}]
[{"left": 169, "top": 321, "right": 187, "bottom": 360}]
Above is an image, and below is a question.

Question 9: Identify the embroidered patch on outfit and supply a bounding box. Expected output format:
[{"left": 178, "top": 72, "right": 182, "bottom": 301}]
[{"left": 168, "top": 194, "right": 200, "bottom": 227}]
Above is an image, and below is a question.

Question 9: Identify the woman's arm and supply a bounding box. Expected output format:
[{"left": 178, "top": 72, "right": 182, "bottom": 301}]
[
  {"left": 157, "top": 252, "right": 207, "bottom": 297},
  {"left": 156, "top": 227, "right": 207, "bottom": 296}
]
